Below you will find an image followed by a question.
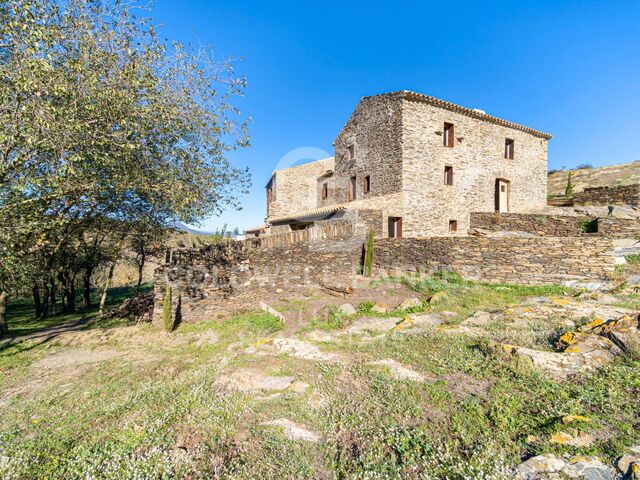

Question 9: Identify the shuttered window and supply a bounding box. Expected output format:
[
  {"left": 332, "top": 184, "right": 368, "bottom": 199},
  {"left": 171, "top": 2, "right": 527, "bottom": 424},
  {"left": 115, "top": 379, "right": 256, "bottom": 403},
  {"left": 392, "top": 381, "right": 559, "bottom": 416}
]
[
  {"left": 505, "top": 139, "right": 514, "bottom": 159},
  {"left": 444, "top": 166, "right": 454, "bottom": 186},
  {"left": 444, "top": 123, "right": 455, "bottom": 147}
]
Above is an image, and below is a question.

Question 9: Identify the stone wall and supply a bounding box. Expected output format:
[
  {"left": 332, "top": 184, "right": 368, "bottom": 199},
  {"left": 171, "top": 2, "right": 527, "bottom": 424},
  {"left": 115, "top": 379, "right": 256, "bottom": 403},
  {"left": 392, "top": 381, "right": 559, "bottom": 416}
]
[
  {"left": 573, "top": 185, "right": 640, "bottom": 206},
  {"left": 153, "top": 238, "right": 362, "bottom": 325},
  {"left": 401, "top": 96, "right": 549, "bottom": 237},
  {"left": 267, "top": 157, "right": 335, "bottom": 220},
  {"left": 332, "top": 93, "right": 405, "bottom": 204},
  {"left": 470, "top": 212, "right": 590, "bottom": 236},
  {"left": 470, "top": 212, "right": 640, "bottom": 239},
  {"left": 374, "top": 236, "right": 615, "bottom": 284},
  {"left": 598, "top": 218, "right": 640, "bottom": 238}
]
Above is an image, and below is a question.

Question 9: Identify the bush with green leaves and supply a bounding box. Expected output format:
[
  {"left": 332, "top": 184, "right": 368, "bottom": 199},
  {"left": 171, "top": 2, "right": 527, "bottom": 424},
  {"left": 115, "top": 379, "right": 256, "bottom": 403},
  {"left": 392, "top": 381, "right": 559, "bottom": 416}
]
[
  {"left": 363, "top": 229, "right": 375, "bottom": 277},
  {"left": 625, "top": 254, "right": 640, "bottom": 265},
  {"left": 565, "top": 171, "right": 574, "bottom": 197},
  {"left": 580, "top": 218, "right": 598, "bottom": 233}
]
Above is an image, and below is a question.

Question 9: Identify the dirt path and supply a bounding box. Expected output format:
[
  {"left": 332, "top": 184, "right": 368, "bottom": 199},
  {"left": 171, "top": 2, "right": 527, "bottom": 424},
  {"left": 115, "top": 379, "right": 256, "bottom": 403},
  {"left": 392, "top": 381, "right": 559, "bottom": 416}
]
[{"left": 0, "top": 314, "right": 97, "bottom": 351}]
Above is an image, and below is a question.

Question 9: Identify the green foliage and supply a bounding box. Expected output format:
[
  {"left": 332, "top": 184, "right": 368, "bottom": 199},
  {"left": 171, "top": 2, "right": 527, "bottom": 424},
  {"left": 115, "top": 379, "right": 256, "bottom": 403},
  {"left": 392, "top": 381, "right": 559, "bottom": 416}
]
[
  {"left": 162, "top": 286, "right": 174, "bottom": 332},
  {"left": 565, "top": 171, "right": 574, "bottom": 197},
  {"left": 579, "top": 218, "right": 598, "bottom": 233},
  {"left": 625, "top": 254, "right": 640, "bottom": 265},
  {"left": 357, "top": 300, "right": 375, "bottom": 314},
  {"left": 0, "top": 0, "right": 250, "bottom": 319},
  {"left": 363, "top": 229, "right": 375, "bottom": 277},
  {"left": 1, "top": 282, "right": 639, "bottom": 478}
]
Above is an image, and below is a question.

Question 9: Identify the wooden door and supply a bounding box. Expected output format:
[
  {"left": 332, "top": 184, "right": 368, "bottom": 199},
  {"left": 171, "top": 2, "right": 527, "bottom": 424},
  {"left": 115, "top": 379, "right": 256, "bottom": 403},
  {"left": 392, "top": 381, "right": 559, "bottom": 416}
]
[{"left": 495, "top": 179, "right": 510, "bottom": 212}]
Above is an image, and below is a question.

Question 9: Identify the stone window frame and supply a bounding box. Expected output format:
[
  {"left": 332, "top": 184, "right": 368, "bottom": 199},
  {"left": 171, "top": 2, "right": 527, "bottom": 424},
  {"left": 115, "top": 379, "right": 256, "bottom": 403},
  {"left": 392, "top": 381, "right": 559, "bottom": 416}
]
[
  {"left": 444, "top": 165, "right": 454, "bottom": 186},
  {"left": 504, "top": 138, "right": 515, "bottom": 159},
  {"left": 321, "top": 182, "right": 328, "bottom": 200},
  {"left": 347, "top": 143, "right": 356, "bottom": 161},
  {"left": 363, "top": 175, "right": 371, "bottom": 194},
  {"left": 449, "top": 219, "right": 458, "bottom": 232},
  {"left": 349, "top": 176, "right": 357, "bottom": 202},
  {"left": 443, "top": 122, "right": 455, "bottom": 148}
]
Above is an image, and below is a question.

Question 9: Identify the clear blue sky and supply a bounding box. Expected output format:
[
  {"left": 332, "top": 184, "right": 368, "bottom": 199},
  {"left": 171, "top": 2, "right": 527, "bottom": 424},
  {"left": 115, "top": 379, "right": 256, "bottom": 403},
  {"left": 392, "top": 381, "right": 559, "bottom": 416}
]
[{"left": 153, "top": 0, "right": 640, "bottom": 232}]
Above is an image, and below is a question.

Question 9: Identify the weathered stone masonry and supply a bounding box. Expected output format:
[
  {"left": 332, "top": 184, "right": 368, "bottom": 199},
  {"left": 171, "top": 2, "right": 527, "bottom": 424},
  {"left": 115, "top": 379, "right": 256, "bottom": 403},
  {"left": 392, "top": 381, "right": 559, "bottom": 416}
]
[
  {"left": 153, "top": 237, "right": 362, "bottom": 324},
  {"left": 574, "top": 185, "right": 640, "bottom": 207},
  {"left": 470, "top": 212, "right": 590, "bottom": 236},
  {"left": 154, "top": 234, "right": 616, "bottom": 324},
  {"left": 470, "top": 212, "right": 640, "bottom": 238},
  {"left": 374, "top": 237, "right": 615, "bottom": 285}
]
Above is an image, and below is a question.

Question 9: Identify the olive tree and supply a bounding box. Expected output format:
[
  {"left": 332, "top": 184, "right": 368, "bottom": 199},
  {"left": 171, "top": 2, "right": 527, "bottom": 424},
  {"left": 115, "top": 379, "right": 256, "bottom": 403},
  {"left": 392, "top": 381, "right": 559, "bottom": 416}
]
[{"left": 0, "top": 0, "right": 250, "bottom": 328}]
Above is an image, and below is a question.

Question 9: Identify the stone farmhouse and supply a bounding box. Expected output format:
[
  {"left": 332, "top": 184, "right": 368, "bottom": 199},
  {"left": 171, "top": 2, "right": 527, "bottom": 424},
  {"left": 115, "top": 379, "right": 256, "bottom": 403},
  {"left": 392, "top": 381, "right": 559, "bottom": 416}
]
[
  {"left": 256, "top": 90, "right": 552, "bottom": 238},
  {"left": 154, "top": 91, "right": 640, "bottom": 325}
]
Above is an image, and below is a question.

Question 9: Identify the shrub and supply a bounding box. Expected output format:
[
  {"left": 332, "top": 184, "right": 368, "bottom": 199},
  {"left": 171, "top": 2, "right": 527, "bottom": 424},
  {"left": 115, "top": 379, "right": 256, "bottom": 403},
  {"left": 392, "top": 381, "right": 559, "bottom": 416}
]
[
  {"left": 565, "top": 171, "right": 574, "bottom": 197},
  {"left": 580, "top": 218, "right": 598, "bottom": 233},
  {"left": 576, "top": 163, "right": 593, "bottom": 169},
  {"left": 625, "top": 254, "right": 640, "bottom": 265},
  {"left": 162, "top": 286, "right": 175, "bottom": 332},
  {"left": 357, "top": 301, "right": 375, "bottom": 314},
  {"left": 363, "top": 229, "right": 374, "bottom": 277}
]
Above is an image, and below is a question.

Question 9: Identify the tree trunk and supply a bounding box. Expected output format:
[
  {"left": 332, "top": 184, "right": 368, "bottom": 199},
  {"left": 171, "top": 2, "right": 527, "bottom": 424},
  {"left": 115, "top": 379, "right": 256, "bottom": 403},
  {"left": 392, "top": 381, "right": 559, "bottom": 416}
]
[
  {"left": 41, "top": 283, "right": 49, "bottom": 318},
  {"left": 67, "top": 280, "right": 76, "bottom": 313},
  {"left": 83, "top": 269, "right": 92, "bottom": 308},
  {"left": 135, "top": 252, "right": 145, "bottom": 293},
  {"left": 0, "top": 291, "right": 8, "bottom": 335},
  {"left": 48, "top": 277, "right": 57, "bottom": 316},
  {"left": 98, "top": 262, "right": 116, "bottom": 317},
  {"left": 99, "top": 233, "right": 127, "bottom": 317},
  {"left": 33, "top": 284, "right": 42, "bottom": 318}
]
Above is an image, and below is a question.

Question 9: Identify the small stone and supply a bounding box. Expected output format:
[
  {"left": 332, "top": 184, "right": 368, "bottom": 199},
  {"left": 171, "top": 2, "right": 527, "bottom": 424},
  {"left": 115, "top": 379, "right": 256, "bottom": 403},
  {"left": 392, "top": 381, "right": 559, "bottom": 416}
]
[
  {"left": 562, "top": 414, "right": 592, "bottom": 424},
  {"left": 440, "top": 310, "right": 459, "bottom": 318},
  {"left": 372, "top": 302, "right": 390, "bottom": 314},
  {"left": 429, "top": 291, "right": 449, "bottom": 304},
  {"left": 549, "top": 431, "right": 594, "bottom": 448},
  {"left": 306, "top": 330, "right": 335, "bottom": 342},
  {"left": 396, "top": 296, "right": 422, "bottom": 311},
  {"left": 261, "top": 418, "right": 320, "bottom": 442},
  {"left": 515, "top": 454, "right": 566, "bottom": 479},
  {"left": 213, "top": 369, "right": 294, "bottom": 392},
  {"left": 272, "top": 338, "right": 340, "bottom": 362},
  {"left": 565, "top": 456, "right": 616, "bottom": 480},
  {"left": 288, "top": 381, "right": 310, "bottom": 393},
  {"left": 403, "top": 313, "right": 443, "bottom": 328},
  {"left": 367, "top": 358, "right": 426, "bottom": 382},
  {"left": 337, "top": 303, "right": 356, "bottom": 315},
  {"left": 618, "top": 455, "right": 640, "bottom": 477},
  {"left": 462, "top": 311, "right": 492, "bottom": 327}
]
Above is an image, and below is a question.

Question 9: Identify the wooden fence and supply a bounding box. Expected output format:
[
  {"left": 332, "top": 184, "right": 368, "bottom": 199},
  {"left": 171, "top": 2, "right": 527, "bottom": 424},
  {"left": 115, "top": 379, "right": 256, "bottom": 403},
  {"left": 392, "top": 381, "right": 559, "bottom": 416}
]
[{"left": 256, "top": 222, "right": 354, "bottom": 249}]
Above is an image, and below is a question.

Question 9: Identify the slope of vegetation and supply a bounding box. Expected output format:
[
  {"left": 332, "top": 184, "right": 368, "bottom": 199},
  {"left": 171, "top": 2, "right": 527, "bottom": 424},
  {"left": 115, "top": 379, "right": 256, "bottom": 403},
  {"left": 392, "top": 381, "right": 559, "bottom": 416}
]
[{"left": 1, "top": 275, "right": 638, "bottom": 479}]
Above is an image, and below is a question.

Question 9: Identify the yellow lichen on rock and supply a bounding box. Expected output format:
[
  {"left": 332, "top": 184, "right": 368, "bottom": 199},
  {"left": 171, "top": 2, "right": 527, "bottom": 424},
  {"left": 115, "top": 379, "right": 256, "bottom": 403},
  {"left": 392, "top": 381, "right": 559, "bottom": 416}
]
[
  {"left": 581, "top": 318, "right": 606, "bottom": 331},
  {"left": 559, "top": 332, "right": 578, "bottom": 345},
  {"left": 562, "top": 414, "right": 592, "bottom": 424},
  {"left": 550, "top": 432, "right": 573, "bottom": 444}
]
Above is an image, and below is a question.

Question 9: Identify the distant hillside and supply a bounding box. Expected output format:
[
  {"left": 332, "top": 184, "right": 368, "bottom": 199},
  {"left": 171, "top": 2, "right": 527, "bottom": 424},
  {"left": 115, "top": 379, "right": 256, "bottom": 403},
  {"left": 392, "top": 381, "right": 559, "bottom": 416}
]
[{"left": 548, "top": 161, "right": 640, "bottom": 196}]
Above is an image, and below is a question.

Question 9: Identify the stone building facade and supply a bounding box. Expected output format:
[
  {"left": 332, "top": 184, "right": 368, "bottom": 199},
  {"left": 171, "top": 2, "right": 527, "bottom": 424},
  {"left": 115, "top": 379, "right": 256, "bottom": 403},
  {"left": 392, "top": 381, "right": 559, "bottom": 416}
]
[{"left": 259, "top": 90, "right": 551, "bottom": 238}]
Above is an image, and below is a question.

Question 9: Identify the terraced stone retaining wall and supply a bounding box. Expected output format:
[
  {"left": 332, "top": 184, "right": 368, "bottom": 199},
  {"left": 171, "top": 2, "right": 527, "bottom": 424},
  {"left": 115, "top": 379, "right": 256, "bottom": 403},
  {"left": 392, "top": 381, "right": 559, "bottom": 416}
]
[
  {"left": 470, "top": 212, "right": 590, "bottom": 236},
  {"left": 598, "top": 218, "right": 640, "bottom": 238},
  {"left": 471, "top": 212, "right": 640, "bottom": 238},
  {"left": 153, "top": 237, "right": 362, "bottom": 324},
  {"left": 574, "top": 185, "right": 640, "bottom": 206},
  {"left": 374, "top": 236, "right": 615, "bottom": 285}
]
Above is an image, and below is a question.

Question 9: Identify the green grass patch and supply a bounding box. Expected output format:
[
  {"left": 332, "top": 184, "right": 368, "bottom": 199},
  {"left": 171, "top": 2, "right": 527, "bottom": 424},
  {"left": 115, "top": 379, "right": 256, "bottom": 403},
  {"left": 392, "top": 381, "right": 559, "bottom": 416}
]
[{"left": 625, "top": 253, "right": 640, "bottom": 265}]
